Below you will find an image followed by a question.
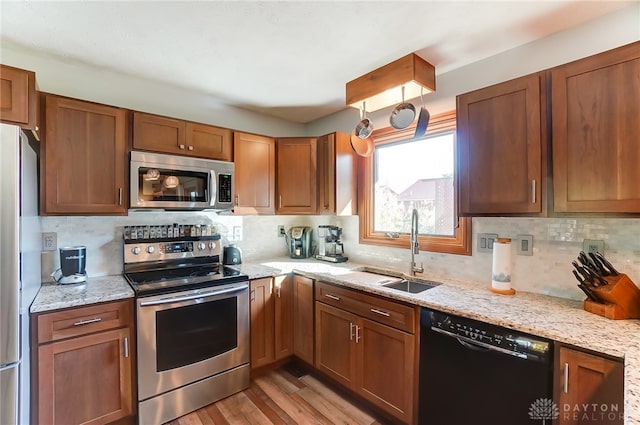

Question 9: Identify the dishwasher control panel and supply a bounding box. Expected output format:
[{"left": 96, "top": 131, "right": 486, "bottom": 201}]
[{"left": 425, "top": 309, "right": 551, "bottom": 360}]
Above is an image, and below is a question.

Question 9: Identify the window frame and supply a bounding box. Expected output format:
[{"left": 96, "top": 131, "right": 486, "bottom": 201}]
[{"left": 357, "top": 111, "right": 472, "bottom": 255}]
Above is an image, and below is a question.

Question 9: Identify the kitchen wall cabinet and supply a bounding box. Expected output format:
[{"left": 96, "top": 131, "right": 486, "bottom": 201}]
[
  {"left": 292, "top": 275, "right": 314, "bottom": 364},
  {"left": 32, "top": 299, "right": 135, "bottom": 425},
  {"left": 42, "top": 94, "right": 127, "bottom": 215},
  {"left": 552, "top": 41, "right": 640, "bottom": 213},
  {"left": 233, "top": 132, "right": 276, "bottom": 214},
  {"left": 132, "top": 111, "right": 232, "bottom": 161},
  {"left": 249, "top": 276, "right": 292, "bottom": 370},
  {"left": 315, "top": 282, "right": 417, "bottom": 424},
  {"left": 317, "top": 132, "right": 357, "bottom": 216},
  {"left": 457, "top": 72, "right": 547, "bottom": 215},
  {"left": 554, "top": 346, "right": 623, "bottom": 425},
  {"left": 0, "top": 64, "right": 38, "bottom": 131},
  {"left": 276, "top": 137, "right": 318, "bottom": 214}
]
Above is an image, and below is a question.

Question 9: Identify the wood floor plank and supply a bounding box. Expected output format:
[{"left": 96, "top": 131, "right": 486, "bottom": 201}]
[
  {"left": 163, "top": 366, "right": 386, "bottom": 425},
  {"left": 255, "top": 373, "right": 327, "bottom": 425},
  {"left": 244, "top": 385, "right": 294, "bottom": 425},
  {"left": 300, "top": 374, "right": 377, "bottom": 425}
]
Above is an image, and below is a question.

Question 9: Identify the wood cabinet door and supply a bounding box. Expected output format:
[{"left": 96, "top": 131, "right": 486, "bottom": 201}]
[
  {"left": 233, "top": 132, "right": 276, "bottom": 214},
  {"left": 457, "top": 73, "right": 545, "bottom": 215},
  {"left": 317, "top": 133, "right": 336, "bottom": 214},
  {"left": 37, "top": 327, "right": 133, "bottom": 425},
  {"left": 0, "top": 65, "right": 37, "bottom": 128},
  {"left": 556, "top": 347, "right": 623, "bottom": 425},
  {"left": 274, "top": 275, "right": 293, "bottom": 361},
  {"left": 318, "top": 132, "right": 357, "bottom": 215},
  {"left": 185, "top": 122, "right": 232, "bottom": 161},
  {"left": 250, "top": 278, "right": 275, "bottom": 369},
  {"left": 552, "top": 42, "right": 640, "bottom": 213},
  {"left": 293, "top": 275, "right": 314, "bottom": 364},
  {"left": 356, "top": 318, "right": 415, "bottom": 424},
  {"left": 132, "top": 112, "right": 186, "bottom": 154},
  {"left": 276, "top": 137, "right": 317, "bottom": 214},
  {"left": 315, "top": 302, "right": 357, "bottom": 390},
  {"left": 43, "top": 95, "right": 127, "bottom": 215}
]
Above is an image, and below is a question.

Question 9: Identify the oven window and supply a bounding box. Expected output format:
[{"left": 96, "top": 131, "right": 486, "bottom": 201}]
[
  {"left": 138, "top": 167, "right": 208, "bottom": 202},
  {"left": 155, "top": 298, "right": 238, "bottom": 371}
]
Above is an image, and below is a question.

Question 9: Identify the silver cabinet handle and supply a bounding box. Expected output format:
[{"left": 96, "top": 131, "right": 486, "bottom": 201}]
[
  {"left": 124, "top": 337, "right": 129, "bottom": 358},
  {"left": 350, "top": 322, "right": 355, "bottom": 341},
  {"left": 118, "top": 187, "right": 123, "bottom": 205},
  {"left": 531, "top": 179, "right": 536, "bottom": 204},
  {"left": 563, "top": 362, "right": 569, "bottom": 393},
  {"left": 324, "top": 293, "right": 340, "bottom": 301},
  {"left": 73, "top": 317, "right": 102, "bottom": 326},
  {"left": 188, "top": 145, "right": 194, "bottom": 151},
  {"left": 355, "top": 325, "right": 361, "bottom": 343},
  {"left": 370, "top": 308, "right": 390, "bottom": 317},
  {"left": 278, "top": 195, "right": 282, "bottom": 209},
  {"left": 235, "top": 194, "right": 239, "bottom": 206},
  {"left": 179, "top": 144, "right": 185, "bottom": 150}
]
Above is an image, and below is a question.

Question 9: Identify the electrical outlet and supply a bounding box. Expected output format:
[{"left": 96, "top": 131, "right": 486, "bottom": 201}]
[
  {"left": 516, "top": 234, "right": 534, "bottom": 256},
  {"left": 233, "top": 226, "right": 242, "bottom": 241},
  {"left": 278, "top": 225, "right": 285, "bottom": 237},
  {"left": 583, "top": 239, "right": 605, "bottom": 255},
  {"left": 477, "top": 233, "right": 498, "bottom": 253},
  {"left": 42, "top": 232, "right": 57, "bottom": 251}
]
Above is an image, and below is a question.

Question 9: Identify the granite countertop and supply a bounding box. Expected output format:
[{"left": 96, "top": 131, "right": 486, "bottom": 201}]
[
  {"left": 30, "top": 275, "right": 134, "bottom": 313},
  {"left": 233, "top": 257, "right": 640, "bottom": 425}
]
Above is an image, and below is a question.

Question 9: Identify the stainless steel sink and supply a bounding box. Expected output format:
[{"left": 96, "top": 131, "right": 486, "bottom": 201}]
[{"left": 383, "top": 280, "right": 435, "bottom": 293}]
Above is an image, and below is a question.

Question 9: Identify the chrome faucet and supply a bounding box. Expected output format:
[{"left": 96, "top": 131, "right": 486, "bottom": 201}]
[{"left": 410, "top": 208, "right": 424, "bottom": 276}]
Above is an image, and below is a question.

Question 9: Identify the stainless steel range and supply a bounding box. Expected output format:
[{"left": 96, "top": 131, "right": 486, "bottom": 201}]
[{"left": 123, "top": 230, "right": 249, "bottom": 424}]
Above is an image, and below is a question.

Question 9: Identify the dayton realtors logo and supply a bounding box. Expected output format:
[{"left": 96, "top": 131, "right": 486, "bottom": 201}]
[
  {"left": 529, "top": 398, "right": 622, "bottom": 423},
  {"left": 529, "top": 398, "right": 560, "bottom": 424}
]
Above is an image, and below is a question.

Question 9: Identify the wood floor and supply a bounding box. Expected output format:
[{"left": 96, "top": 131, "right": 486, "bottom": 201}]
[{"left": 164, "top": 365, "right": 387, "bottom": 425}]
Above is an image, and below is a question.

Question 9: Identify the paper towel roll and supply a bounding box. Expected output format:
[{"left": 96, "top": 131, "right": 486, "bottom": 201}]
[{"left": 491, "top": 238, "right": 515, "bottom": 295}]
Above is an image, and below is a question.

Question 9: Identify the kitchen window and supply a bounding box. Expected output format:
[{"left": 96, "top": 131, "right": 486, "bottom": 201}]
[{"left": 358, "top": 111, "right": 471, "bottom": 255}]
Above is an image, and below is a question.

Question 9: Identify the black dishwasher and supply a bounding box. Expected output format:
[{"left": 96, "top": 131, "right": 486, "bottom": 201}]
[{"left": 419, "top": 308, "right": 553, "bottom": 425}]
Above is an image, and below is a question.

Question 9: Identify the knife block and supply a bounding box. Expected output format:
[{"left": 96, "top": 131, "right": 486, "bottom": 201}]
[{"left": 583, "top": 274, "right": 640, "bottom": 320}]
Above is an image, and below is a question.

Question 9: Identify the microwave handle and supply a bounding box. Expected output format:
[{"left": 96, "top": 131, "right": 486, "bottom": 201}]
[{"left": 209, "top": 170, "right": 217, "bottom": 206}]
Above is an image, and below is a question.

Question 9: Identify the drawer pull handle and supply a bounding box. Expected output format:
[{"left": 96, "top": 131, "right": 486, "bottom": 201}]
[
  {"left": 325, "top": 293, "right": 340, "bottom": 301},
  {"left": 349, "top": 322, "right": 355, "bottom": 341},
  {"left": 73, "top": 317, "right": 102, "bottom": 326},
  {"left": 370, "top": 308, "right": 390, "bottom": 317},
  {"left": 355, "top": 325, "right": 361, "bottom": 343}
]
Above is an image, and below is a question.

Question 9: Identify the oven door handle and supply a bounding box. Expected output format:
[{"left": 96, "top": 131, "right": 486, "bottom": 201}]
[{"left": 139, "top": 283, "right": 248, "bottom": 307}]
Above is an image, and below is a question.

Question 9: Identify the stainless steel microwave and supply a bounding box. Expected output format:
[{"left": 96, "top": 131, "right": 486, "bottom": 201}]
[{"left": 130, "top": 151, "right": 234, "bottom": 211}]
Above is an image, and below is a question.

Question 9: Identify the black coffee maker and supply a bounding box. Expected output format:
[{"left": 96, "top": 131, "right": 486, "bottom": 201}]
[
  {"left": 52, "top": 246, "right": 87, "bottom": 284},
  {"left": 286, "top": 226, "right": 313, "bottom": 259}
]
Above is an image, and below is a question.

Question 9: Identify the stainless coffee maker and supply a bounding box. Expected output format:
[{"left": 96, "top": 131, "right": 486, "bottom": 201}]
[
  {"left": 52, "top": 246, "right": 88, "bottom": 284},
  {"left": 315, "top": 225, "right": 348, "bottom": 263}
]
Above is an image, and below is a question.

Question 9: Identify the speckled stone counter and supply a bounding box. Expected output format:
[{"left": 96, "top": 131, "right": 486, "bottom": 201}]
[
  {"left": 30, "top": 275, "right": 134, "bottom": 313},
  {"left": 233, "top": 257, "right": 640, "bottom": 424}
]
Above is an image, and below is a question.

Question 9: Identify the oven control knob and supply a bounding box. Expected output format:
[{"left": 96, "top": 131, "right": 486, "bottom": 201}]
[
  {"left": 131, "top": 246, "right": 141, "bottom": 255},
  {"left": 208, "top": 242, "right": 216, "bottom": 250},
  {"left": 197, "top": 242, "right": 206, "bottom": 251},
  {"left": 147, "top": 246, "right": 155, "bottom": 254}
]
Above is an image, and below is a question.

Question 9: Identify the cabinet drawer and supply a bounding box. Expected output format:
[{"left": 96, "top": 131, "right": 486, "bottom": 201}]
[
  {"left": 37, "top": 299, "right": 133, "bottom": 344},
  {"left": 316, "top": 282, "right": 416, "bottom": 334}
]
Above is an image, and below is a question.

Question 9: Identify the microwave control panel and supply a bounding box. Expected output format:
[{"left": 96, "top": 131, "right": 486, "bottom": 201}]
[{"left": 219, "top": 174, "right": 232, "bottom": 203}]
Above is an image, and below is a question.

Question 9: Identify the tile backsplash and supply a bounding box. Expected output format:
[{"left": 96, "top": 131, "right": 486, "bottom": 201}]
[{"left": 41, "top": 213, "right": 640, "bottom": 301}]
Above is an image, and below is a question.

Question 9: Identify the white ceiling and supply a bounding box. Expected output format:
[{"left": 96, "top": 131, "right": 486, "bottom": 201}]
[{"left": 0, "top": 1, "right": 635, "bottom": 123}]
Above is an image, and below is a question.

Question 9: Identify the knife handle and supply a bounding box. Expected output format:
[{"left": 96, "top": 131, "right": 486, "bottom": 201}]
[
  {"left": 578, "top": 283, "right": 600, "bottom": 302},
  {"left": 595, "top": 252, "right": 620, "bottom": 276}
]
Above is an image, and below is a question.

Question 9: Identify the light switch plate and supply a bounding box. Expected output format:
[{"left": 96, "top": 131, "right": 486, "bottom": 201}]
[
  {"left": 517, "top": 234, "right": 534, "bottom": 256},
  {"left": 477, "top": 233, "right": 498, "bottom": 253}
]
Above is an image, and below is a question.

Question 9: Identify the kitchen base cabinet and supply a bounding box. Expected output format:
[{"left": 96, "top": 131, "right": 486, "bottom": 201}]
[
  {"left": 555, "top": 346, "right": 624, "bottom": 425},
  {"left": 32, "top": 299, "right": 135, "bottom": 425},
  {"left": 293, "top": 275, "right": 314, "bottom": 364},
  {"left": 315, "top": 282, "right": 417, "bottom": 424},
  {"left": 250, "top": 276, "right": 293, "bottom": 370}
]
